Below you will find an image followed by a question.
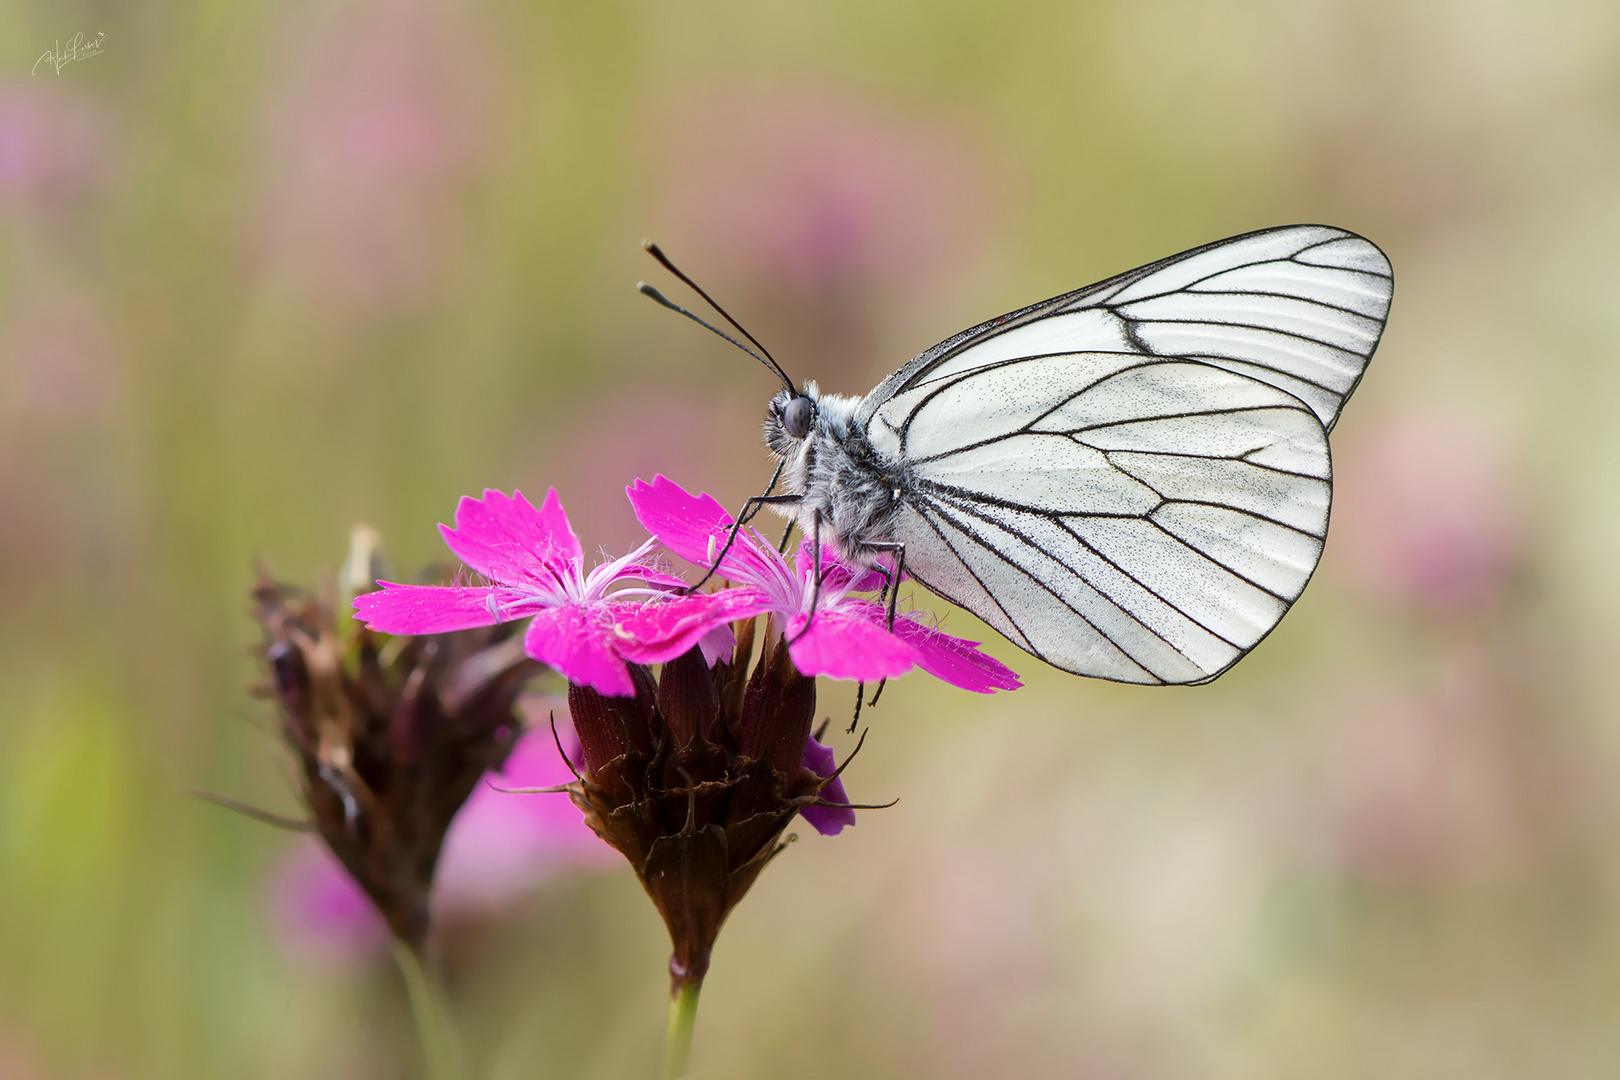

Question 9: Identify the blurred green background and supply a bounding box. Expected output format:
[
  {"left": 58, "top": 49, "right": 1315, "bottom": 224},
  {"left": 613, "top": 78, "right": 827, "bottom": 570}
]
[{"left": 3, "top": 0, "right": 1620, "bottom": 1077}]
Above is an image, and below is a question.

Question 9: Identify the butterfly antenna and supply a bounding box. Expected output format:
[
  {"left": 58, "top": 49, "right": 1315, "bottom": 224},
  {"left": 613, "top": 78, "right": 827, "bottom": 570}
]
[
  {"left": 637, "top": 282, "right": 792, "bottom": 393},
  {"left": 640, "top": 239, "right": 798, "bottom": 395}
]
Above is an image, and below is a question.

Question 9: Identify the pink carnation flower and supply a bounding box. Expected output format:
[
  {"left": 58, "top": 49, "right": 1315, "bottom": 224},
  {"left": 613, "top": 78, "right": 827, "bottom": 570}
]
[
  {"left": 626, "top": 476, "right": 1021, "bottom": 693},
  {"left": 353, "top": 488, "right": 740, "bottom": 697}
]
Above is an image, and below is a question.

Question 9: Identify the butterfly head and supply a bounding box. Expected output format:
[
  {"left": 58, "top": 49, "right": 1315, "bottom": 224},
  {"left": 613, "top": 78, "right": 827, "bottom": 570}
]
[{"left": 764, "top": 382, "right": 820, "bottom": 458}]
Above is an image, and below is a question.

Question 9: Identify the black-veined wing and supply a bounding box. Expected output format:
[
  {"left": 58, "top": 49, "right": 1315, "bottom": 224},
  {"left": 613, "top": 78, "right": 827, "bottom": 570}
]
[
  {"left": 857, "top": 224, "right": 1392, "bottom": 433},
  {"left": 853, "top": 225, "right": 1391, "bottom": 683},
  {"left": 869, "top": 358, "right": 1333, "bottom": 684}
]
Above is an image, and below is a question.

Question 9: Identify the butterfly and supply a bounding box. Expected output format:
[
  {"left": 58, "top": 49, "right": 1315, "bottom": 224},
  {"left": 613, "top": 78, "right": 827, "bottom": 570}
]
[{"left": 642, "top": 225, "right": 1392, "bottom": 685}]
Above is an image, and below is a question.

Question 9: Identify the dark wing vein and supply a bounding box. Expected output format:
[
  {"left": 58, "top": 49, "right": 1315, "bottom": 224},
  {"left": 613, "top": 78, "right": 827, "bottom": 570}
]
[{"left": 915, "top": 494, "right": 1166, "bottom": 682}]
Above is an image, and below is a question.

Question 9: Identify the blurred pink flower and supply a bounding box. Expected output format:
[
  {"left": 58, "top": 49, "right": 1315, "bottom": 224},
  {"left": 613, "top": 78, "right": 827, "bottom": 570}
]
[
  {"left": 663, "top": 87, "right": 985, "bottom": 290},
  {"left": 267, "top": 841, "right": 390, "bottom": 966},
  {"left": 435, "top": 704, "right": 615, "bottom": 909},
  {"left": 0, "top": 80, "right": 109, "bottom": 206},
  {"left": 256, "top": 1, "right": 488, "bottom": 310},
  {"left": 1331, "top": 412, "right": 1526, "bottom": 610}
]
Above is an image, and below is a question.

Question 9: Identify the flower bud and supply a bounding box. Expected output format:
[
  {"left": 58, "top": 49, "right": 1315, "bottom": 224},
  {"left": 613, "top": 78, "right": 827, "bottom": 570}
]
[{"left": 251, "top": 570, "right": 539, "bottom": 951}]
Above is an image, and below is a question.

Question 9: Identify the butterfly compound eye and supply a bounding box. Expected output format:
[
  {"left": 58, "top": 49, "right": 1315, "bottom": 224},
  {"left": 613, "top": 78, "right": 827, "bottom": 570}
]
[{"left": 783, "top": 396, "right": 814, "bottom": 439}]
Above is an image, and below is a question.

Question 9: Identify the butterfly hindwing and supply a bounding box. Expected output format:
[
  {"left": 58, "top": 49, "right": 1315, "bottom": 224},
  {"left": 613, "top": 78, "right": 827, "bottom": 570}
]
[{"left": 873, "top": 357, "right": 1333, "bottom": 684}]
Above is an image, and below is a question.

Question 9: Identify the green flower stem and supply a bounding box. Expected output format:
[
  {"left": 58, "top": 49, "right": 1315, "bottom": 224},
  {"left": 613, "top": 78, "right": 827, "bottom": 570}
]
[
  {"left": 662, "top": 976, "right": 703, "bottom": 1079},
  {"left": 393, "top": 941, "right": 466, "bottom": 1080}
]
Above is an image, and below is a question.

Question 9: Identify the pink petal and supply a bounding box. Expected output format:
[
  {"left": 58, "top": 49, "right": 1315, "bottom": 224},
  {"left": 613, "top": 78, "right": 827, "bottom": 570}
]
[
  {"left": 785, "top": 606, "right": 920, "bottom": 681},
  {"left": 529, "top": 488, "right": 583, "bottom": 564},
  {"left": 892, "top": 614, "right": 1023, "bottom": 693},
  {"left": 352, "top": 582, "right": 527, "bottom": 634},
  {"left": 436, "top": 520, "right": 534, "bottom": 588},
  {"left": 627, "top": 476, "right": 781, "bottom": 589},
  {"left": 625, "top": 476, "right": 725, "bottom": 564},
  {"left": 440, "top": 488, "right": 581, "bottom": 587},
  {"left": 611, "top": 589, "right": 771, "bottom": 666},
  {"left": 697, "top": 622, "right": 736, "bottom": 667},
  {"left": 798, "top": 735, "right": 855, "bottom": 836},
  {"left": 522, "top": 605, "right": 636, "bottom": 697}
]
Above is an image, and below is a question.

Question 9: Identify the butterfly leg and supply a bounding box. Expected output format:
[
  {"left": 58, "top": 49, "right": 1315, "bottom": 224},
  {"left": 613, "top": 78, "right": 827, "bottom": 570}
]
[
  {"left": 739, "top": 459, "right": 785, "bottom": 526},
  {"left": 866, "top": 571, "right": 892, "bottom": 716},
  {"left": 862, "top": 541, "right": 907, "bottom": 631},
  {"left": 686, "top": 463, "right": 799, "bottom": 593},
  {"left": 839, "top": 542, "right": 906, "bottom": 719},
  {"left": 870, "top": 561, "right": 894, "bottom": 605},
  {"left": 865, "top": 541, "right": 908, "bottom": 711},
  {"left": 847, "top": 678, "right": 884, "bottom": 734}
]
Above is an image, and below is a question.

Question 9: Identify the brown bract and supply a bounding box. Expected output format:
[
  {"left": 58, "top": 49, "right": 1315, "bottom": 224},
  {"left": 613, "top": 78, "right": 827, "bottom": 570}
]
[
  {"left": 251, "top": 574, "right": 539, "bottom": 951},
  {"left": 566, "top": 620, "right": 830, "bottom": 989}
]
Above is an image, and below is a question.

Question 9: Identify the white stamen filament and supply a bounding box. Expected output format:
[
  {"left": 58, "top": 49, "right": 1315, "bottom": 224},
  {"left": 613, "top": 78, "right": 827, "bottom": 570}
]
[{"left": 605, "top": 586, "right": 673, "bottom": 601}]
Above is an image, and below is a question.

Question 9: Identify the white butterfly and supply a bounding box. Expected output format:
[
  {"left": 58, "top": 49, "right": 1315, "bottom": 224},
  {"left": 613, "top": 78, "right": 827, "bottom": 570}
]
[{"left": 646, "top": 225, "right": 1392, "bottom": 685}]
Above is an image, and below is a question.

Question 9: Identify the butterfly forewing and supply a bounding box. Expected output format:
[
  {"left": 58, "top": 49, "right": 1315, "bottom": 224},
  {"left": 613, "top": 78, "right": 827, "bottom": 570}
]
[
  {"left": 858, "top": 224, "right": 1391, "bottom": 432},
  {"left": 847, "top": 224, "right": 1389, "bottom": 685}
]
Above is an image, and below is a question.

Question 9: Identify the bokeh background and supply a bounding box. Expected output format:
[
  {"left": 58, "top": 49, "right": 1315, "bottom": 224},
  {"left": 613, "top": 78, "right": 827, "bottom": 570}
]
[{"left": 3, "top": 0, "right": 1619, "bottom": 1077}]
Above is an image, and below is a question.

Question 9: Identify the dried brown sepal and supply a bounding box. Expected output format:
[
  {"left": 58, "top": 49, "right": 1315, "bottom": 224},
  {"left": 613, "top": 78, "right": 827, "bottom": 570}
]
[
  {"left": 656, "top": 646, "right": 719, "bottom": 748},
  {"left": 566, "top": 628, "right": 825, "bottom": 987},
  {"left": 251, "top": 572, "right": 540, "bottom": 952}
]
